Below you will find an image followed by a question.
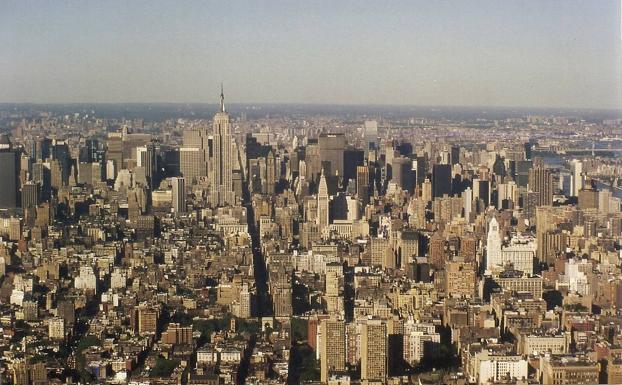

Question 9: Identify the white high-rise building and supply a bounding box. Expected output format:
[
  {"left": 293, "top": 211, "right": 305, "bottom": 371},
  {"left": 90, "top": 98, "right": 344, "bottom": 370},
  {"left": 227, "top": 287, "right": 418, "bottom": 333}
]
[
  {"left": 486, "top": 217, "right": 535, "bottom": 274},
  {"left": 486, "top": 217, "right": 502, "bottom": 273},
  {"left": 565, "top": 259, "right": 591, "bottom": 295},
  {"left": 570, "top": 159, "right": 583, "bottom": 197},
  {"left": 317, "top": 168, "right": 330, "bottom": 232},
  {"left": 210, "top": 86, "right": 236, "bottom": 206},
  {"left": 403, "top": 319, "right": 440, "bottom": 365},
  {"left": 136, "top": 146, "right": 147, "bottom": 167}
]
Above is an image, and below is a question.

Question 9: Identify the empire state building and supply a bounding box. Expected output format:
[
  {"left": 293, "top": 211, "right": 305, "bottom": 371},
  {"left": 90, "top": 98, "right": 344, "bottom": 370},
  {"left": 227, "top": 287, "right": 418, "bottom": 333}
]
[{"left": 210, "top": 86, "right": 236, "bottom": 206}]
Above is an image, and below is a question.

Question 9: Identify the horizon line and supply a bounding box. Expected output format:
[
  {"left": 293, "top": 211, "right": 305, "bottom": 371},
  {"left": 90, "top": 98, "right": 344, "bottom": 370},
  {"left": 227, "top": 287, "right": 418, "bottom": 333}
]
[{"left": 0, "top": 101, "right": 621, "bottom": 113}]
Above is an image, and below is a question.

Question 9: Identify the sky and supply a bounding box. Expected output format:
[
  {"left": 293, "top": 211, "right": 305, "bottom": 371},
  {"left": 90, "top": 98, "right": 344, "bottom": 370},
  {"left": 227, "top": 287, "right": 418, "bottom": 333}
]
[{"left": 1, "top": 0, "right": 621, "bottom": 108}]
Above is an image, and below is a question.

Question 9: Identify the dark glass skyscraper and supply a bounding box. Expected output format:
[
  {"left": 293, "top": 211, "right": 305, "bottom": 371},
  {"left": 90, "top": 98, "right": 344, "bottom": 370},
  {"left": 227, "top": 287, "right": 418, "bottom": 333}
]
[
  {"left": 451, "top": 145, "right": 460, "bottom": 165},
  {"left": 432, "top": 164, "right": 451, "bottom": 198},
  {"left": 0, "top": 135, "right": 20, "bottom": 208}
]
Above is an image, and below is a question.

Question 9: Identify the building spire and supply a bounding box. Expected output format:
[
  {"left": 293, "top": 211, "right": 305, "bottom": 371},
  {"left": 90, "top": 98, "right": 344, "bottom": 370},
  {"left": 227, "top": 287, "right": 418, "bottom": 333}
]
[{"left": 220, "top": 83, "right": 225, "bottom": 113}]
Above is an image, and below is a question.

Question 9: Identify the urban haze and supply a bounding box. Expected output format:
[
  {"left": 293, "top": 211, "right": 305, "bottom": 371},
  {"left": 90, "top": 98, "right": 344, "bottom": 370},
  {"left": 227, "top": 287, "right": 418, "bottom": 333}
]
[{"left": 1, "top": 2, "right": 622, "bottom": 385}]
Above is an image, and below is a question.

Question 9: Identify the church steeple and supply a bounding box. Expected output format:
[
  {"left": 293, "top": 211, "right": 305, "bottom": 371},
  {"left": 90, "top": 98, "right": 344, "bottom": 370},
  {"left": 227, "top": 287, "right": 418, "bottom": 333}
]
[{"left": 220, "top": 83, "right": 225, "bottom": 113}]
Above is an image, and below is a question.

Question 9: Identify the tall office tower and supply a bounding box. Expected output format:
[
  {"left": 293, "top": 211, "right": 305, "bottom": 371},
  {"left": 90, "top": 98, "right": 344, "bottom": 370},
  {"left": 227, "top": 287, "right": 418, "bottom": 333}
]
[
  {"left": 528, "top": 166, "right": 554, "bottom": 206},
  {"left": 319, "top": 133, "right": 346, "bottom": 177},
  {"left": 514, "top": 160, "right": 532, "bottom": 187},
  {"left": 77, "top": 162, "right": 102, "bottom": 185},
  {"left": 432, "top": 164, "right": 452, "bottom": 199},
  {"left": 422, "top": 178, "right": 433, "bottom": 202},
  {"left": 317, "top": 169, "right": 329, "bottom": 232},
  {"left": 485, "top": 217, "right": 502, "bottom": 273},
  {"left": 474, "top": 178, "right": 491, "bottom": 207},
  {"left": 183, "top": 125, "right": 209, "bottom": 176},
  {"left": 32, "top": 162, "right": 51, "bottom": 200},
  {"left": 320, "top": 318, "right": 346, "bottom": 383},
  {"left": 179, "top": 147, "right": 206, "bottom": 181},
  {"left": 357, "top": 166, "right": 370, "bottom": 206},
  {"left": 21, "top": 182, "right": 39, "bottom": 209},
  {"left": 363, "top": 120, "right": 379, "bottom": 154},
  {"left": 50, "top": 160, "right": 63, "bottom": 190},
  {"left": 140, "top": 144, "right": 156, "bottom": 189},
  {"left": 451, "top": 145, "right": 460, "bottom": 165},
  {"left": 415, "top": 156, "right": 428, "bottom": 186},
  {"left": 35, "top": 137, "right": 52, "bottom": 161},
  {"left": 392, "top": 156, "right": 415, "bottom": 193},
  {"left": 0, "top": 135, "right": 20, "bottom": 208},
  {"left": 361, "top": 320, "right": 388, "bottom": 383},
  {"left": 106, "top": 132, "right": 124, "bottom": 178},
  {"left": 19, "top": 155, "right": 31, "bottom": 185},
  {"left": 304, "top": 140, "right": 322, "bottom": 184},
  {"left": 210, "top": 87, "right": 236, "bottom": 206},
  {"left": 136, "top": 146, "right": 146, "bottom": 167},
  {"left": 492, "top": 155, "right": 506, "bottom": 177},
  {"left": 265, "top": 151, "right": 276, "bottom": 195},
  {"left": 343, "top": 148, "right": 364, "bottom": 182},
  {"left": 172, "top": 177, "right": 186, "bottom": 213},
  {"left": 570, "top": 159, "right": 583, "bottom": 197},
  {"left": 463, "top": 187, "right": 473, "bottom": 220},
  {"left": 52, "top": 140, "right": 71, "bottom": 186},
  {"left": 80, "top": 139, "right": 99, "bottom": 163},
  {"left": 161, "top": 148, "right": 181, "bottom": 176},
  {"left": 183, "top": 128, "right": 204, "bottom": 148}
]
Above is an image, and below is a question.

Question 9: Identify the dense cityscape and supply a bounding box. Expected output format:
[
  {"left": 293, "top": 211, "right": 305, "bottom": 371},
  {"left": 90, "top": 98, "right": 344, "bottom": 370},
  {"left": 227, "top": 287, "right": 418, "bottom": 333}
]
[
  {"left": 0, "top": 97, "right": 621, "bottom": 385},
  {"left": 2, "top": 0, "right": 622, "bottom": 383}
]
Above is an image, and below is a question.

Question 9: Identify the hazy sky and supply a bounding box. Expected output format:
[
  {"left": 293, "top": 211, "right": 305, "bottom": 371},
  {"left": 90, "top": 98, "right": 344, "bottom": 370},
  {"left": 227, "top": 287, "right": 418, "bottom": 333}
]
[{"left": 1, "top": 0, "right": 621, "bottom": 108}]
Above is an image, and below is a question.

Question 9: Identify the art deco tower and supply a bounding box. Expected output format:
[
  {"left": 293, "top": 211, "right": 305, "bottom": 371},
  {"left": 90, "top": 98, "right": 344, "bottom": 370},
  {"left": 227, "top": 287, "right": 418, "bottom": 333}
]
[
  {"left": 317, "top": 168, "right": 329, "bottom": 232},
  {"left": 485, "top": 216, "right": 502, "bottom": 273},
  {"left": 210, "top": 86, "right": 236, "bottom": 206}
]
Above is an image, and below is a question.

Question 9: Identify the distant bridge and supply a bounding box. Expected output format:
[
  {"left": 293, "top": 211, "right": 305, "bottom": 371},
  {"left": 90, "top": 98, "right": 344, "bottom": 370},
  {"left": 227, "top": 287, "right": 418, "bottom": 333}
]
[
  {"left": 592, "top": 178, "right": 622, "bottom": 193},
  {"left": 560, "top": 148, "right": 622, "bottom": 153}
]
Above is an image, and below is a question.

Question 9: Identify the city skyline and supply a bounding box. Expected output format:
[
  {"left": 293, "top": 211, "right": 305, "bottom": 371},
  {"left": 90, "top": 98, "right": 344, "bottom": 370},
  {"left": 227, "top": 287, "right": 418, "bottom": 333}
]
[
  {"left": 1, "top": 0, "right": 621, "bottom": 109},
  {"left": 2, "top": 3, "right": 622, "bottom": 384}
]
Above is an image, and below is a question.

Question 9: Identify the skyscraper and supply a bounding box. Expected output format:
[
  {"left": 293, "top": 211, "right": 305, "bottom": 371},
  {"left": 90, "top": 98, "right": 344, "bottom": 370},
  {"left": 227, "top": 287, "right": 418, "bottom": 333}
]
[
  {"left": 21, "top": 181, "right": 39, "bottom": 209},
  {"left": 320, "top": 318, "right": 346, "bottom": 382},
  {"left": 528, "top": 166, "right": 553, "bottom": 206},
  {"left": 139, "top": 143, "right": 156, "bottom": 189},
  {"left": 363, "top": 120, "right": 379, "bottom": 154},
  {"left": 432, "top": 164, "right": 452, "bottom": 199},
  {"left": 392, "top": 156, "right": 415, "bottom": 192},
  {"left": 0, "top": 135, "right": 20, "bottom": 208},
  {"left": 210, "top": 87, "right": 236, "bottom": 206},
  {"left": 319, "top": 133, "right": 346, "bottom": 177},
  {"left": 451, "top": 145, "right": 460, "bottom": 165},
  {"left": 356, "top": 165, "right": 370, "bottom": 207},
  {"left": 106, "top": 132, "right": 123, "bottom": 179},
  {"left": 570, "top": 159, "right": 583, "bottom": 197},
  {"left": 317, "top": 169, "right": 329, "bottom": 232},
  {"left": 415, "top": 156, "right": 428, "bottom": 187},
  {"left": 361, "top": 320, "right": 388, "bottom": 383},
  {"left": 180, "top": 147, "right": 206, "bottom": 180},
  {"left": 265, "top": 150, "right": 276, "bottom": 195},
  {"left": 485, "top": 217, "right": 502, "bottom": 273},
  {"left": 172, "top": 177, "right": 186, "bottom": 213}
]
